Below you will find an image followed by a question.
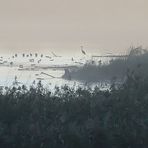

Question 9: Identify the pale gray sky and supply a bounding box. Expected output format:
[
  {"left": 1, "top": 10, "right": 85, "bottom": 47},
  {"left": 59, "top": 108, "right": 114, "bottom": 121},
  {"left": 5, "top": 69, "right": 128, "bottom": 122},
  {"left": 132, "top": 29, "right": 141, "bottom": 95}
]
[{"left": 0, "top": 0, "right": 148, "bottom": 55}]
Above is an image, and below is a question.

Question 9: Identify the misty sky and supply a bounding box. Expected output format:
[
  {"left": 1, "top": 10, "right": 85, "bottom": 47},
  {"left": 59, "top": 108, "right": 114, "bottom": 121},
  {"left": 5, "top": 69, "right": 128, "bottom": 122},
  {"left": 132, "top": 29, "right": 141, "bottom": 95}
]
[{"left": 0, "top": 0, "right": 148, "bottom": 56}]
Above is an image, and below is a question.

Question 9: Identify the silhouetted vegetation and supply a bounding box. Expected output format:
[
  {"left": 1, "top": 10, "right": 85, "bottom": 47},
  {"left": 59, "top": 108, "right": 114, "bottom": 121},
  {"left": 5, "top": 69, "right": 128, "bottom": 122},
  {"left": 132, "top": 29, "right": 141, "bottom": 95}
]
[
  {"left": 67, "top": 46, "right": 148, "bottom": 82},
  {"left": 0, "top": 67, "right": 148, "bottom": 148}
]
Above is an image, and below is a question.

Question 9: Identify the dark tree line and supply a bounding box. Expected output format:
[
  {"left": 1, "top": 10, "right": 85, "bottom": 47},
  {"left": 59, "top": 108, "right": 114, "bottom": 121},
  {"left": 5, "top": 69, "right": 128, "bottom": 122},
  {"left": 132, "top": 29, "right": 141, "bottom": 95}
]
[
  {"left": 68, "top": 47, "right": 148, "bottom": 82},
  {"left": 0, "top": 69, "right": 148, "bottom": 148}
]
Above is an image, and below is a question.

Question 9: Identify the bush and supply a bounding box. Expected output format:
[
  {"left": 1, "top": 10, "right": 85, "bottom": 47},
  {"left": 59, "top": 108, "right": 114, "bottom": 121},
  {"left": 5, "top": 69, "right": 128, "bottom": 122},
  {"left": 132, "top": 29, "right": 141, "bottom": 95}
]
[{"left": 0, "top": 72, "right": 148, "bottom": 148}]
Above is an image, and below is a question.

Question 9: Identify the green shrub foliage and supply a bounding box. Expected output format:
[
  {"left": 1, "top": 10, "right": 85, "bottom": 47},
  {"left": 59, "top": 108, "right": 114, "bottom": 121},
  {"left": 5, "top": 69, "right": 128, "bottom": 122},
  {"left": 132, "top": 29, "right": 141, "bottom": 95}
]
[{"left": 0, "top": 72, "right": 148, "bottom": 148}]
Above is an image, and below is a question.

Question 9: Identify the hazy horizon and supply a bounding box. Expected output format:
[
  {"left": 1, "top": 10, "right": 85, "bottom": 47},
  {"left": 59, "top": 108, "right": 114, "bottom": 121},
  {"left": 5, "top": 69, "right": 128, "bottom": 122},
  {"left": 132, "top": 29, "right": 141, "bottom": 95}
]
[{"left": 0, "top": 0, "right": 148, "bottom": 56}]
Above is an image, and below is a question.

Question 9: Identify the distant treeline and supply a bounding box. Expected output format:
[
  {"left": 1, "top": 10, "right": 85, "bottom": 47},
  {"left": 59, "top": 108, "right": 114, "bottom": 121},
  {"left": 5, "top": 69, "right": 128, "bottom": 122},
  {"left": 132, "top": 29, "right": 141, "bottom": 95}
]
[
  {"left": 0, "top": 70, "right": 148, "bottom": 148},
  {"left": 66, "top": 46, "right": 148, "bottom": 82}
]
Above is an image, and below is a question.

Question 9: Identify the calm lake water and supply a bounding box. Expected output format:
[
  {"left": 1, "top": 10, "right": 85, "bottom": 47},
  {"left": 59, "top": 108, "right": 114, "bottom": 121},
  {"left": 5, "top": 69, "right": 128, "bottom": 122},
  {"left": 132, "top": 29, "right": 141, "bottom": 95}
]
[{"left": 0, "top": 54, "right": 111, "bottom": 90}]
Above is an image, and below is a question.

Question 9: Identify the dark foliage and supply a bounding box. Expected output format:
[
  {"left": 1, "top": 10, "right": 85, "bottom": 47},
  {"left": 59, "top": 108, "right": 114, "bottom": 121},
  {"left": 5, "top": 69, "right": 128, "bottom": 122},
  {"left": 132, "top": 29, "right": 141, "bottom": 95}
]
[
  {"left": 68, "top": 47, "right": 148, "bottom": 82},
  {"left": 0, "top": 69, "right": 148, "bottom": 148}
]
